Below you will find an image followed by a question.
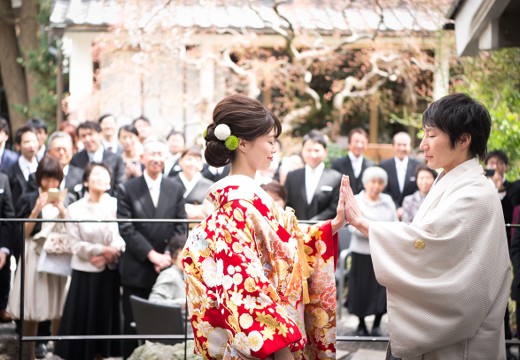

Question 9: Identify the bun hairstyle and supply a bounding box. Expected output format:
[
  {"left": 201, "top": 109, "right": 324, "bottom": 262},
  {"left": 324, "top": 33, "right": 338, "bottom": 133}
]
[{"left": 204, "top": 94, "right": 282, "bottom": 167}]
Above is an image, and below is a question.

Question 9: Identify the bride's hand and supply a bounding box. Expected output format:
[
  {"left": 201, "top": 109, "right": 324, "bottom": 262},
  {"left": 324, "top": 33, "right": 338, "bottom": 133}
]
[{"left": 331, "top": 176, "right": 349, "bottom": 234}]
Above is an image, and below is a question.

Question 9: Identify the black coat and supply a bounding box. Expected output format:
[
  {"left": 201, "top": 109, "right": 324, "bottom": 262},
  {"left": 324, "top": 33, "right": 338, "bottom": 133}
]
[
  {"left": 379, "top": 157, "right": 421, "bottom": 208},
  {"left": 284, "top": 167, "right": 342, "bottom": 221},
  {"left": 0, "top": 173, "right": 15, "bottom": 253},
  {"left": 4, "top": 162, "right": 32, "bottom": 205},
  {"left": 331, "top": 155, "right": 374, "bottom": 194},
  {"left": 117, "top": 175, "right": 187, "bottom": 289},
  {"left": 172, "top": 175, "right": 213, "bottom": 205}
]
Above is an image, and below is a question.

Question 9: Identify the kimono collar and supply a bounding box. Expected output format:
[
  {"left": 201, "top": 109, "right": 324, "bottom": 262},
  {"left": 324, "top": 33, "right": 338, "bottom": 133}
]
[
  {"left": 207, "top": 175, "right": 274, "bottom": 209},
  {"left": 413, "top": 157, "right": 482, "bottom": 222}
]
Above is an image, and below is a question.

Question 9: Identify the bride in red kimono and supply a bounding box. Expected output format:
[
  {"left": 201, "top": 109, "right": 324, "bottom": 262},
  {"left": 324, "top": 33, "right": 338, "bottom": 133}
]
[{"left": 182, "top": 94, "right": 349, "bottom": 360}]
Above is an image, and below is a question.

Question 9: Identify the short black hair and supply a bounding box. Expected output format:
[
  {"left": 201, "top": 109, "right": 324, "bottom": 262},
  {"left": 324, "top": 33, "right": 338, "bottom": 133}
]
[
  {"left": 132, "top": 116, "right": 151, "bottom": 126},
  {"left": 422, "top": 93, "right": 491, "bottom": 161},
  {"left": 302, "top": 129, "right": 327, "bottom": 149},
  {"left": 415, "top": 163, "right": 438, "bottom": 180},
  {"left": 118, "top": 124, "right": 139, "bottom": 138},
  {"left": 36, "top": 156, "right": 64, "bottom": 186},
  {"left": 14, "top": 125, "right": 38, "bottom": 145},
  {"left": 27, "top": 118, "right": 48, "bottom": 134},
  {"left": 77, "top": 120, "right": 102, "bottom": 136},
  {"left": 0, "top": 117, "right": 10, "bottom": 135},
  {"left": 98, "top": 113, "right": 115, "bottom": 124},
  {"left": 167, "top": 130, "right": 185, "bottom": 142},
  {"left": 348, "top": 128, "right": 368, "bottom": 143},
  {"left": 485, "top": 150, "right": 509, "bottom": 166}
]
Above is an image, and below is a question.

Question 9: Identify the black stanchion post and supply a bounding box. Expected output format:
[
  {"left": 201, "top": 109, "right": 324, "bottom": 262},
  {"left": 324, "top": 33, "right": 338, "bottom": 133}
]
[{"left": 18, "top": 220, "right": 25, "bottom": 360}]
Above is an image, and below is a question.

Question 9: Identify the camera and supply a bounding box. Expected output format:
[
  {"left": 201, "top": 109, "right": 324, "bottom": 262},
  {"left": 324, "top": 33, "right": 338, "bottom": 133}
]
[{"left": 484, "top": 168, "right": 495, "bottom": 177}]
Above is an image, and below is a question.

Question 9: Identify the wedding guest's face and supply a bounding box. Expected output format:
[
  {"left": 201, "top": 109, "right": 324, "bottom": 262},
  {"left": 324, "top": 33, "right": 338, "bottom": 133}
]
[
  {"left": 349, "top": 133, "right": 368, "bottom": 157},
  {"left": 301, "top": 140, "right": 327, "bottom": 169},
  {"left": 40, "top": 177, "right": 60, "bottom": 192},
  {"left": 142, "top": 142, "right": 166, "bottom": 177},
  {"left": 416, "top": 169, "right": 435, "bottom": 195},
  {"left": 87, "top": 166, "right": 111, "bottom": 193},
  {"left": 48, "top": 137, "right": 73, "bottom": 166}
]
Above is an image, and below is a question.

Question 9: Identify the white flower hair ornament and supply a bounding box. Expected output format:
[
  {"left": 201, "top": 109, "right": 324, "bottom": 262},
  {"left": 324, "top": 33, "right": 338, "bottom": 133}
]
[{"left": 214, "top": 124, "right": 239, "bottom": 151}]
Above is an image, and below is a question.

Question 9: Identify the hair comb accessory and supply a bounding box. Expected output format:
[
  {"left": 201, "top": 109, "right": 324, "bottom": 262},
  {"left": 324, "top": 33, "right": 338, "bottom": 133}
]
[
  {"left": 225, "top": 135, "right": 239, "bottom": 151},
  {"left": 214, "top": 124, "right": 239, "bottom": 151},
  {"left": 214, "top": 124, "right": 231, "bottom": 141}
]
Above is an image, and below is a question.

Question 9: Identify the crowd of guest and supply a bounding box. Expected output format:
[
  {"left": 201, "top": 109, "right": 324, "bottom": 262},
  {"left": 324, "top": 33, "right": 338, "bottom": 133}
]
[{"left": 0, "top": 113, "right": 519, "bottom": 360}]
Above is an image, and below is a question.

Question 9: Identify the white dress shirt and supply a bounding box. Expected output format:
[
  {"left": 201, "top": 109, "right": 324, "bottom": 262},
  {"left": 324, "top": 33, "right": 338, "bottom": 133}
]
[
  {"left": 305, "top": 163, "right": 324, "bottom": 204},
  {"left": 178, "top": 172, "right": 201, "bottom": 199},
  {"left": 395, "top": 156, "right": 409, "bottom": 193},
  {"left": 87, "top": 147, "right": 104, "bottom": 163},
  {"left": 164, "top": 153, "right": 181, "bottom": 175},
  {"left": 18, "top": 156, "right": 38, "bottom": 181},
  {"left": 348, "top": 152, "right": 364, "bottom": 178},
  {"left": 144, "top": 171, "right": 162, "bottom": 207}
]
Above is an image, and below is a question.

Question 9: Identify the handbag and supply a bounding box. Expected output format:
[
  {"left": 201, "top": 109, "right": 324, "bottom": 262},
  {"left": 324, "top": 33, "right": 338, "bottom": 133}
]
[
  {"left": 42, "top": 222, "right": 72, "bottom": 255},
  {"left": 37, "top": 249, "right": 72, "bottom": 277}
]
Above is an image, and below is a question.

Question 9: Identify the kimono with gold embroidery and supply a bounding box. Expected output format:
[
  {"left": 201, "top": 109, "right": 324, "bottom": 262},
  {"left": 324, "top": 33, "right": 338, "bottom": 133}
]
[{"left": 182, "top": 175, "right": 337, "bottom": 360}]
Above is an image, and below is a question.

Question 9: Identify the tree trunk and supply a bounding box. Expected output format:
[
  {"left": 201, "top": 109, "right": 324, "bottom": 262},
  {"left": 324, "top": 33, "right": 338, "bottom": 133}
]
[
  {"left": 19, "top": 0, "right": 40, "bottom": 105},
  {"left": 0, "top": 0, "right": 29, "bottom": 132}
]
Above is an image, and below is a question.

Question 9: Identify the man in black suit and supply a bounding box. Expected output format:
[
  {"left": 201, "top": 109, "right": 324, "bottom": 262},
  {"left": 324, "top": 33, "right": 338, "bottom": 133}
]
[
  {"left": 117, "top": 138, "right": 187, "bottom": 357},
  {"left": 485, "top": 150, "right": 518, "bottom": 355},
  {"left": 70, "top": 121, "right": 125, "bottom": 196},
  {"left": 285, "top": 130, "right": 342, "bottom": 221},
  {"left": 332, "top": 127, "right": 374, "bottom": 194},
  {"left": 0, "top": 118, "right": 19, "bottom": 171},
  {"left": 4, "top": 126, "right": 39, "bottom": 207},
  {"left": 27, "top": 118, "right": 48, "bottom": 162},
  {"left": 47, "top": 131, "right": 84, "bottom": 203},
  {"left": 379, "top": 131, "right": 421, "bottom": 212},
  {"left": 164, "top": 130, "right": 185, "bottom": 177},
  {"left": 0, "top": 173, "right": 15, "bottom": 323},
  {"left": 98, "top": 114, "right": 123, "bottom": 155}
]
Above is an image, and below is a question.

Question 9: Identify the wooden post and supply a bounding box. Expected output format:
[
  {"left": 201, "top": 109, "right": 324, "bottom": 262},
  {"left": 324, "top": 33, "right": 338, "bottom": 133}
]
[{"left": 369, "top": 93, "right": 379, "bottom": 143}]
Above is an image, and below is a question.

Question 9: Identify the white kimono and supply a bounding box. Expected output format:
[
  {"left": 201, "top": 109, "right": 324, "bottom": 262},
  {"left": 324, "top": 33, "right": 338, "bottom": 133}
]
[{"left": 369, "top": 158, "right": 511, "bottom": 360}]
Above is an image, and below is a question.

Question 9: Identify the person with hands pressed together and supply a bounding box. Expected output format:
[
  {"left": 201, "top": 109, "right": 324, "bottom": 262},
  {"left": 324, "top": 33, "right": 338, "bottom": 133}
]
[
  {"left": 342, "top": 93, "right": 511, "bottom": 360},
  {"left": 117, "top": 138, "right": 187, "bottom": 357},
  {"left": 183, "top": 94, "right": 350, "bottom": 360}
]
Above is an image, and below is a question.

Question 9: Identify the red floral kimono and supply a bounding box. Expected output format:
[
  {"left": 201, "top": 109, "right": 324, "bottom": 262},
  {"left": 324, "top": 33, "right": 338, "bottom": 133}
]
[{"left": 182, "top": 175, "right": 338, "bottom": 359}]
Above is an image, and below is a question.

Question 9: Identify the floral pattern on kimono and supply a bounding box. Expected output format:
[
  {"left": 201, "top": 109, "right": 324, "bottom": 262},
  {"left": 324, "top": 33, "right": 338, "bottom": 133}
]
[{"left": 183, "top": 175, "right": 337, "bottom": 360}]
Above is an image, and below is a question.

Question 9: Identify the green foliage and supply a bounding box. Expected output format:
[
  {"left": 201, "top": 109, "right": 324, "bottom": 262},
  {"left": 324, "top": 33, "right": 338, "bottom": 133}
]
[
  {"left": 325, "top": 142, "right": 347, "bottom": 168},
  {"left": 454, "top": 48, "right": 520, "bottom": 179}
]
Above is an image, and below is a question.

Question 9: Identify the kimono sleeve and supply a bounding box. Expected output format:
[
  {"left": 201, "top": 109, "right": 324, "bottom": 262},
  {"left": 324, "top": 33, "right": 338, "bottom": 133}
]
[
  {"left": 368, "top": 185, "right": 511, "bottom": 357},
  {"left": 213, "top": 200, "right": 302, "bottom": 358}
]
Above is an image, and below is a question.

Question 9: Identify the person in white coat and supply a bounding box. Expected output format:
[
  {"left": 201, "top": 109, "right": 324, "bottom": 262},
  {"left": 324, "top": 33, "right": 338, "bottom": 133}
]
[{"left": 343, "top": 93, "right": 511, "bottom": 360}]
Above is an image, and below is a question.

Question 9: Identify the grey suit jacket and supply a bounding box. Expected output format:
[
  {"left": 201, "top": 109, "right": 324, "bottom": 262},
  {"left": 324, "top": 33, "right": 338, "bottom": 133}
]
[
  {"left": 117, "top": 175, "right": 187, "bottom": 289},
  {"left": 284, "top": 167, "right": 342, "bottom": 221}
]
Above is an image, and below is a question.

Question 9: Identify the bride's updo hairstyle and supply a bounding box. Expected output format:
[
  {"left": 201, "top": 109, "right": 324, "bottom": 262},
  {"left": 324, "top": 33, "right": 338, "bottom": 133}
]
[{"left": 204, "top": 94, "right": 282, "bottom": 167}]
